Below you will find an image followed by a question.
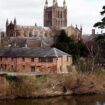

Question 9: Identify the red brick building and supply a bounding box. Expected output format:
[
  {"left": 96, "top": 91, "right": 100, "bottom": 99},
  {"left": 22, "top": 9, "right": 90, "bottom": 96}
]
[{"left": 0, "top": 48, "right": 72, "bottom": 74}]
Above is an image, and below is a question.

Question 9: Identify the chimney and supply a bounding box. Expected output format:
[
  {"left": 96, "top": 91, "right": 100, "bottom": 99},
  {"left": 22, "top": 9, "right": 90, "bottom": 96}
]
[{"left": 92, "top": 29, "right": 95, "bottom": 35}]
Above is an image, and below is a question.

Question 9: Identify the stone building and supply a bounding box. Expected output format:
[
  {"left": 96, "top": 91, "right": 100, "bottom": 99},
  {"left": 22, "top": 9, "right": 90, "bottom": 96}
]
[
  {"left": 0, "top": 0, "right": 83, "bottom": 48},
  {"left": 3, "top": 19, "right": 54, "bottom": 48},
  {"left": 61, "top": 25, "right": 82, "bottom": 41},
  {"left": 6, "top": 19, "right": 51, "bottom": 38},
  {"left": 0, "top": 48, "right": 72, "bottom": 74},
  {"left": 44, "top": 0, "right": 67, "bottom": 29}
]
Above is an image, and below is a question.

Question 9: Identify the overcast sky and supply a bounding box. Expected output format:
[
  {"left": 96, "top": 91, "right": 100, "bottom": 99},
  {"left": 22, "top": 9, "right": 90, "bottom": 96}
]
[{"left": 0, "top": 0, "right": 104, "bottom": 34}]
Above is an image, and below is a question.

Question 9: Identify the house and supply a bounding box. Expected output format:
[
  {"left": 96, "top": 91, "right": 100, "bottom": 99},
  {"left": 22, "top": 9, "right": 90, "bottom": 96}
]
[{"left": 0, "top": 48, "right": 72, "bottom": 74}]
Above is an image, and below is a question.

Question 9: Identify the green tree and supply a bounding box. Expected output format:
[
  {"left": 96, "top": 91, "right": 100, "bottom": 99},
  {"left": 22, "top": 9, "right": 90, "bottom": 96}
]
[
  {"left": 52, "top": 30, "right": 89, "bottom": 60},
  {"left": 93, "top": 33, "right": 105, "bottom": 58},
  {"left": 76, "top": 40, "right": 89, "bottom": 57},
  {"left": 52, "top": 30, "right": 72, "bottom": 54},
  {"left": 94, "top": 6, "right": 105, "bottom": 29}
]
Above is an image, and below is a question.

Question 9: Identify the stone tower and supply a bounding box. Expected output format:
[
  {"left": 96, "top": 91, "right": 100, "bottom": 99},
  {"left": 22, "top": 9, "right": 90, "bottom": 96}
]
[
  {"left": 6, "top": 18, "right": 17, "bottom": 37},
  {"left": 44, "top": 0, "right": 67, "bottom": 29}
]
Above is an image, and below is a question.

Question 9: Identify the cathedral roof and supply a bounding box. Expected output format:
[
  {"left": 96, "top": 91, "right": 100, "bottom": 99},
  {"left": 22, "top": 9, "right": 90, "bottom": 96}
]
[{"left": 16, "top": 25, "right": 43, "bottom": 30}]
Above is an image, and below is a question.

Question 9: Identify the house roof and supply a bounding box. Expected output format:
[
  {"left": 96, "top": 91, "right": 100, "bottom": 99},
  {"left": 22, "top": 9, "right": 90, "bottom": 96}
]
[{"left": 0, "top": 48, "right": 71, "bottom": 58}]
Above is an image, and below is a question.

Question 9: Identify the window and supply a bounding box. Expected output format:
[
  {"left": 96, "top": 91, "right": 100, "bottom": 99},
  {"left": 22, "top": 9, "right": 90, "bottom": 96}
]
[
  {"left": 46, "top": 58, "right": 53, "bottom": 62},
  {"left": 31, "top": 66, "right": 35, "bottom": 72},
  {"left": 60, "top": 66, "right": 62, "bottom": 72},
  {"left": 67, "top": 57, "right": 69, "bottom": 62},
  {"left": 5, "top": 64, "right": 7, "bottom": 69},
  {"left": 39, "top": 58, "right": 53, "bottom": 62},
  {"left": 5, "top": 57, "right": 7, "bottom": 60},
  {"left": 11, "top": 58, "right": 14, "bottom": 61},
  {"left": 39, "top": 58, "right": 46, "bottom": 62},
  {"left": 35, "top": 58, "right": 38, "bottom": 62},
  {"left": 31, "top": 58, "right": 34, "bottom": 62},
  {"left": 11, "top": 65, "right": 13, "bottom": 69},
  {"left": 61, "top": 12, "right": 62, "bottom": 18},
  {"left": 22, "top": 57, "right": 25, "bottom": 61},
  {"left": 23, "top": 65, "right": 25, "bottom": 69},
  {"left": 0, "top": 57, "right": 2, "bottom": 61},
  {"left": 29, "top": 32, "right": 32, "bottom": 37},
  {"left": 1, "top": 64, "right": 3, "bottom": 68}
]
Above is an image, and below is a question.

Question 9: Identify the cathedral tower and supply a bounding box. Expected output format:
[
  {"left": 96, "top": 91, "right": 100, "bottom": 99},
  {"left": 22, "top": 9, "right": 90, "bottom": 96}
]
[{"left": 44, "top": 0, "right": 67, "bottom": 29}]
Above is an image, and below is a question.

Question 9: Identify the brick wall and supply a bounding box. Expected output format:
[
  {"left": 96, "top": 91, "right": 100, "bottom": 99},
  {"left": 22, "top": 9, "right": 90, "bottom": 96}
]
[{"left": 0, "top": 55, "right": 72, "bottom": 74}]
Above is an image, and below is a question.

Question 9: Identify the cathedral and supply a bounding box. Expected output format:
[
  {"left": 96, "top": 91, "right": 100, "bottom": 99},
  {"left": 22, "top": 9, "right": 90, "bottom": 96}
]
[
  {"left": 44, "top": 0, "right": 67, "bottom": 29},
  {"left": 2, "top": 18, "right": 54, "bottom": 48},
  {"left": 0, "top": 0, "right": 82, "bottom": 48},
  {"left": 6, "top": 18, "right": 51, "bottom": 38}
]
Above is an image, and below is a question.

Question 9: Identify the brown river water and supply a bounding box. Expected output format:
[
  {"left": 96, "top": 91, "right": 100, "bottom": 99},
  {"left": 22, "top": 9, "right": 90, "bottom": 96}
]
[{"left": 0, "top": 95, "right": 105, "bottom": 105}]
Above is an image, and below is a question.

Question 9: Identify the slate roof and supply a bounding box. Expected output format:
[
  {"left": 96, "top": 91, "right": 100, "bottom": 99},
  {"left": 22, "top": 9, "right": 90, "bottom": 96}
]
[{"left": 0, "top": 48, "right": 71, "bottom": 58}]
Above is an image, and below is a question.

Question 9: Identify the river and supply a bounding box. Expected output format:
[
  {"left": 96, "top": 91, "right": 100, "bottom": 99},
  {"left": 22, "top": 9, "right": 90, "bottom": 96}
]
[{"left": 0, "top": 95, "right": 105, "bottom": 105}]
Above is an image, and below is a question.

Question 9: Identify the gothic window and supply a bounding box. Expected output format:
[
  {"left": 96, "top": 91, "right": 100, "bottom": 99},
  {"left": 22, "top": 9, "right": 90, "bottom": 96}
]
[
  {"left": 29, "top": 32, "right": 32, "bottom": 37},
  {"left": 56, "top": 11, "right": 57, "bottom": 17},
  {"left": 48, "top": 11, "right": 52, "bottom": 19},
  {"left": 45, "top": 33, "right": 47, "bottom": 37},
  {"left": 58, "top": 20, "right": 59, "bottom": 27},
  {"left": 61, "top": 12, "right": 62, "bottom": 18},
  {"left": 58, "top": 11, "right": 59, "bottom": 18},
  {"left": 56, "top": 20, "right": 58, "bottom": 26}
]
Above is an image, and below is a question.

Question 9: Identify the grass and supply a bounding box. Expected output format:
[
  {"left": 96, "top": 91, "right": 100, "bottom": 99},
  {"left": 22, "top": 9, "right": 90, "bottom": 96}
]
[
  {"left": 36, "top": 75, "right": 47, "bottom": 83},
  {"left": 1, "top": 67, "right": 105, "bottom": 98},
  {"left": 93, "top": 70, "right": 105, "bottom": 76}
]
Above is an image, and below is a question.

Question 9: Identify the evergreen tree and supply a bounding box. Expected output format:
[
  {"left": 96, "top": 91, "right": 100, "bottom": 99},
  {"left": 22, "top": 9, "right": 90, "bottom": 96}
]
[
  {"left": 94, "top": 6, "right": 105, "bottom": 29},
  {"left": 52, "top": 30, "right": 89, "bottom": 60},
  {"left": 93, "top": 33, "right": 105, "bottom": 58}
]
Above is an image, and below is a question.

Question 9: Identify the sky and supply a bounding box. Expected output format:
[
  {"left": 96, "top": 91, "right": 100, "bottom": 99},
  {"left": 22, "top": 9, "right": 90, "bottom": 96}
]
[{"left": 0, "top": 0, "right": 105, "bottom": 34}]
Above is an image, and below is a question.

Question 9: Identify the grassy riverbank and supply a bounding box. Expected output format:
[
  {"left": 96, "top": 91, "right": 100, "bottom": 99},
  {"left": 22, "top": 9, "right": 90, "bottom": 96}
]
[
  {"left": 66, "top": 70, "right": 105, "bottom": 95},
  {"left": 0, "top": 74, "right": 70, "bottom": 99},
  {"left": 0, "top": 70, "right": 105, "bottom": 99}
]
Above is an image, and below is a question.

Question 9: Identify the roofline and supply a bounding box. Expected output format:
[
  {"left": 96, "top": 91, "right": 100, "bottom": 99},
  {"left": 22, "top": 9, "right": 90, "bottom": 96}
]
[{"left": 0, "top": 47, "right": 72, "bottom": 57}]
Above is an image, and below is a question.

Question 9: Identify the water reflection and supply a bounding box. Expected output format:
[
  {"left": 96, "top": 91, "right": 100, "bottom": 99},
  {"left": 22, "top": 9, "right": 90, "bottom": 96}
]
[{"left": 0, "top": 95, "right": 105, "bottom": 105}]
